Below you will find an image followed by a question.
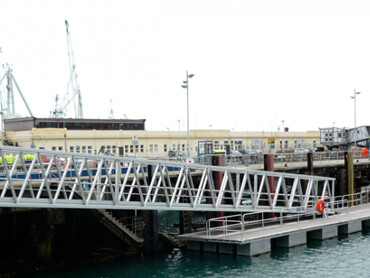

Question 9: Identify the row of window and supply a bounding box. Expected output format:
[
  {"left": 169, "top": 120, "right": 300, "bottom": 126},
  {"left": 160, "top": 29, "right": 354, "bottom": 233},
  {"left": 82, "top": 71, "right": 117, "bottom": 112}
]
[
  {"left": 51, "top": 139, "right": 318, "bottom": 155},
  {"left": 51, "top": 146, "right": 93, "bottom": 153},
  {"left": 36, "top": 122, "right": 144, "bottom": 130},
  {"left": 51, "top": 144, "right": 161, "bottom": 155}
]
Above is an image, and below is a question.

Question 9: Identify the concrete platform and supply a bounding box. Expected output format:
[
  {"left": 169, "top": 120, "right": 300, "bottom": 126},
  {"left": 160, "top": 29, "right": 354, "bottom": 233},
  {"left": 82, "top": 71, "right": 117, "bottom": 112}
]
[
  {"left": 237, "top": 239, "right": 271, "bottom": 256},
  {"left": 274, "top": 231, "right": 307, "bottom": 248},
  {"left": 338, "top": 220, "right": 362, "bottom": 234},
  {"left": 308, "top": 225, "right": 337, "bottom": 240},
  {"left": 178, "top": 203, "right": 370, "bottom": 257}
]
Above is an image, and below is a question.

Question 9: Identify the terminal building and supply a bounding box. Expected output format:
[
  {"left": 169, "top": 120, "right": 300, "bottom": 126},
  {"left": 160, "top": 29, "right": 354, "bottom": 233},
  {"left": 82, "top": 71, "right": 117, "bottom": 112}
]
[
  {"left": 2, "top": 117, "right": 321, "bottom": 157},
  {"left": 320, "top": 126, "right": 370, "bottom": 150}
]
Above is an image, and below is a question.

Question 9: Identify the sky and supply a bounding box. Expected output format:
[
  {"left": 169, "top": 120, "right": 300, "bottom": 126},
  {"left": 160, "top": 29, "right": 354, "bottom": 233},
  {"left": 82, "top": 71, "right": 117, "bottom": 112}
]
[{"left": 1, "top": 0, "right": 370, "bottom": 132}]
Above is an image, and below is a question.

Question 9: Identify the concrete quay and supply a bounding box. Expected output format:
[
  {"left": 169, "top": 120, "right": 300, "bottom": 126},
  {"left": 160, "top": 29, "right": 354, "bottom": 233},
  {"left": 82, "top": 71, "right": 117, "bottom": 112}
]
[{"left": 178, "top": 203, "right": 370, "bottom": 257}]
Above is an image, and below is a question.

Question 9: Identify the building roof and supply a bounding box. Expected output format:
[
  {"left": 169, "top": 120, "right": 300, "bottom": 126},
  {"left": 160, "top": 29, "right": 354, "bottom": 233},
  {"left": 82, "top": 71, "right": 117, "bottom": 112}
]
[{"left": 4, "top": 117, "right": 146, "bottom": 131}]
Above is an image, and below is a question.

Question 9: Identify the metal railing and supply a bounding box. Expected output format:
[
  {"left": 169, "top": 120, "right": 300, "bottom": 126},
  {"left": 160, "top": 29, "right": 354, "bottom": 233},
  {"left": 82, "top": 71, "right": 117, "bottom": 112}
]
[
  {"left": 220, "top": 150, "right": 368, "bottom": 168},
  {"left": 206, "top": 214, "right": 244, "bottom": 239},
  {"left": 205, "top": 187, "right": 370, "bottom": 241},
  {"left": 159, "top": 150, "right": 369, "bottom": 169},
  {"left": 0, "top": 146, "right": 335, "bottom": 212}
]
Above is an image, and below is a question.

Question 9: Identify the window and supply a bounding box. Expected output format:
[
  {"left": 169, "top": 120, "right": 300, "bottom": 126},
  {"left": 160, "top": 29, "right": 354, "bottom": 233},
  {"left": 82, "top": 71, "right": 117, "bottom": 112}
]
[
  {"left": 270, "top": 141, "right": 275, "bottom": 149},
  {"left": 235, "top": 140, "right": 243, "bottom": 150},
  {"left": 140, "top": 145, "right": 144, "bottom": 153},
  {"left": 88, "top": 146, "right": 92, "bottom": 154},
  {"left": 82, "top": 146, "right": 86, "bottom": 153},
  {"left": 135, "top": 145, "right": 139, "bottom": 152},
  {"left": 70, "top": 146, "right": 74, "bottom": 152},
  {"left": 149, "top": 144, "right": 153, "bottom": 152},
  {"left": 164, "top": 144, "right": 167, "bottom": 152},
  {"left": 52, "top": 146, "right": 57, "bottom": 151},
  {"left": 214, "top": 140, "right": 220, "bottom": 150},
  {"left": 58, "top": 146, "right": 63, "bottom": 151},
  {"left": 182, "top": 144, "right": 185, "bottom": 152},
  {"left": 130, "top": 145, "right": 134, "bottom": 153},
  {"left": 125, "top": 145, "right": 129, "bottom": 154},
  {"left": 154, "top": 144, "right": 158, "bottom": 152}
]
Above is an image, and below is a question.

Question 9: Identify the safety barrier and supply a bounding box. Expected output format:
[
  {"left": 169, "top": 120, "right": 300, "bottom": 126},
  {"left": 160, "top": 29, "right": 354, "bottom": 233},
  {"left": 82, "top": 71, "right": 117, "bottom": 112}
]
[
  {"left": 0, "top": 146, "right": 335, "bottom": 212},
  {"left": 205, "top": 188, "right": 370, "bottom": 240}
]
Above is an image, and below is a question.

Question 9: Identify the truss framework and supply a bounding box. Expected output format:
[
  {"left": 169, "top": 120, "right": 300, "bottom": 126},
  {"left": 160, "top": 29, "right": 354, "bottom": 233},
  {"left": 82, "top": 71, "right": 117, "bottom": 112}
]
[{"left": 0, "top": 146, "right": 335, "bottom": 213}]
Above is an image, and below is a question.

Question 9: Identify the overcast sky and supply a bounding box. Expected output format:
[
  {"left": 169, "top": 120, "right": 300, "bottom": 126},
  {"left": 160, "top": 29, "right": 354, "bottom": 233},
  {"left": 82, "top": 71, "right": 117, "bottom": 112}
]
[{"left": 1, "top": 0, "right": 370, "bottom": 132}]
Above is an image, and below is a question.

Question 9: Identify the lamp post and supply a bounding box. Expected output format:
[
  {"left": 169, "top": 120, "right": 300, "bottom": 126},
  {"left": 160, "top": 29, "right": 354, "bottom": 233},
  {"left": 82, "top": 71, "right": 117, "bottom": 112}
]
[
  {"left": 181, "top": 71, "right": 194, "bottom": 157},
  {"left": 350, "top": 89, "right": 360, "bottom": 148}
]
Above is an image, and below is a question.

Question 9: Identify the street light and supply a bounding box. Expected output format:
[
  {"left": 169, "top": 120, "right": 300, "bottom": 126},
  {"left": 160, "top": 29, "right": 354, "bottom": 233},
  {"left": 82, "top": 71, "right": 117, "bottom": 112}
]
[
  {"left": 181, "top": 71, "right": 194, "bottom": 157},
  {"left": 350, "top": 89, "right": 361, "bottom": 148}
]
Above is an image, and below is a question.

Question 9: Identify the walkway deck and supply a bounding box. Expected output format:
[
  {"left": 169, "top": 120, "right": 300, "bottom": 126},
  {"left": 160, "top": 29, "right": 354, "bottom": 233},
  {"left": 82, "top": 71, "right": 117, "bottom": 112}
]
[{"left": 178, "top": 203, "right": 370, "bottom": 256}]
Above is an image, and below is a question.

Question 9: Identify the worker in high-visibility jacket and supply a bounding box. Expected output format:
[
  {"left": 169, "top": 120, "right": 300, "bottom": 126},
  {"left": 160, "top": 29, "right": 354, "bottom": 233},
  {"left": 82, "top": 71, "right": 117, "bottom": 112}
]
[
  {"left": 2, "top": 154, "right": 15, "bottom": 165},
  {"left": 23, "top": 153, "right": 34, "bottom": 163}
]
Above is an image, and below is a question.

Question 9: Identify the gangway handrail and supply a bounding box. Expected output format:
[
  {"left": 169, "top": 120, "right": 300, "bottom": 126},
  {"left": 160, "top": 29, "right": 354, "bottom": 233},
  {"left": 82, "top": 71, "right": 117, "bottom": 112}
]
[{"left": 0, "top": 146, "right": 335, "bottom": 212}]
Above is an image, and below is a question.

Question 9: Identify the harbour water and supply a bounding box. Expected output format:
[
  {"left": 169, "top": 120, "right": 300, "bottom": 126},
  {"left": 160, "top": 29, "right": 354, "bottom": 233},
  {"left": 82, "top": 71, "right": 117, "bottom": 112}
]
[{"left": 31, "top": 228, "right": 370, "bottom": 278}]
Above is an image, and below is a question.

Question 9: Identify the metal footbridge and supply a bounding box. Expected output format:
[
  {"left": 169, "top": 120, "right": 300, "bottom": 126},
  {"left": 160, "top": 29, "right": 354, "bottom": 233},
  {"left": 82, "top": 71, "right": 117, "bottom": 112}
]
[{"left": 0, "top": 146, "right": 335, "bottom": 213}]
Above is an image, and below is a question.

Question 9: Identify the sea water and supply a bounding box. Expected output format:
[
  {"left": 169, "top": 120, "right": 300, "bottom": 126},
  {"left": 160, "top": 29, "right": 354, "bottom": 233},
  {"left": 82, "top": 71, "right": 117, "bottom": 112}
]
[{"left": 32, "top": 229, "right": 370, "bottom": 278}]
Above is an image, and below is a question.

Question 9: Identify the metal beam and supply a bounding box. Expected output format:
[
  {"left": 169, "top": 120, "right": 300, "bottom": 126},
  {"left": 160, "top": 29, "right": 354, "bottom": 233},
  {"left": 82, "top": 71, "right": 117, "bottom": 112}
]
[{"left": 0, "top": 146, "right": 336, "bottom": 213}]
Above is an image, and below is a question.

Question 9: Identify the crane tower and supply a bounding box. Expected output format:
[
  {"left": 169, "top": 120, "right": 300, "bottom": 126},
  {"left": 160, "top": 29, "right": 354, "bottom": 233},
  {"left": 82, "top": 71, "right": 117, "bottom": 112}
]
[
  {"left": 65, "top": 20, "right": 83, "bottom": 118},
  {"left": 52, "top": 20, "right": 83, "bottom": 118}
]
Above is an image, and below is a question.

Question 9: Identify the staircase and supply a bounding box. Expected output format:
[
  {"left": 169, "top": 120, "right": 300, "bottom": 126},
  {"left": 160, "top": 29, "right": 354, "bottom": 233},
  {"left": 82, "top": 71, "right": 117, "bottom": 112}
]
[
  {"left": 95, "top": 209, "right": 144, "bottom": 244},
  {"left": 67, "top": 185, "right": 144, "bottom": 245}
]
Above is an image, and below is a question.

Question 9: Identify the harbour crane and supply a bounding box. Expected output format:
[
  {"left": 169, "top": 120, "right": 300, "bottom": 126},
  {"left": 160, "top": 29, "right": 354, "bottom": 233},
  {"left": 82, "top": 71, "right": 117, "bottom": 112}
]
[
  {"left": 0, "top": 66, "right": 34, "bottom": 119},
  {"left": 51, "top": 20, "right": 83, "bottom": 118}
]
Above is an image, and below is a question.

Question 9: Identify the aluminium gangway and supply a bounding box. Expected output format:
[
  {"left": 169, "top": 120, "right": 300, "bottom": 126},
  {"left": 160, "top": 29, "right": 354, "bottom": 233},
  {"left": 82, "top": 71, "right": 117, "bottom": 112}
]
[{"left": 0, "top": 146, "right": 335, "bottom": 213}]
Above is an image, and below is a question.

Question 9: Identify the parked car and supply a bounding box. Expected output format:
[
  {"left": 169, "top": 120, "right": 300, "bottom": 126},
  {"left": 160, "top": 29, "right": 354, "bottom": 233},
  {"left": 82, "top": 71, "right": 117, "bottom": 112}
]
[
  {"left": 168, "top": 150, "right": 185, "bottom": 157},
  {"left": 241, "top": 192, "right": 252, "bottom": 206},
  {"left": 295, "top": 148, "right": 309, "bottom": 153}
]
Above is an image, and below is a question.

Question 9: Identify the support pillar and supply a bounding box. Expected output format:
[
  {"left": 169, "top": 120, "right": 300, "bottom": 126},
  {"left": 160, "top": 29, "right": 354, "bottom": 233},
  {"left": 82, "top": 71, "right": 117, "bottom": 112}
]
[
  {"left": 339, "top": 168, "right": 347, "bottom": 197},
  {"left": 264, "top": 154, "right": 275, "bottom": 217},
  {"left": 179, "top": 211, "right": 192, "bottom": 234},
  {"left": 143, "top": 165, "right": 159, "bottom": 254},
  {"left": 307, "top": 152, "right": 313, "bottom": 175},
  {"left": 213, "top": 155, "right": 225, "bottom": 223},
  {"left": 264, "top": 154, "right": 274, "bottom": 186},
  {"left": 345, "top": 152, "right": 354, "bottom": 206}
]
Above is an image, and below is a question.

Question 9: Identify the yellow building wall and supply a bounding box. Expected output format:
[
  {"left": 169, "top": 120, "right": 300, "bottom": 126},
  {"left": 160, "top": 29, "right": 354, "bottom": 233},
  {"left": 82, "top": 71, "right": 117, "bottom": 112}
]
[{"left": 2, "top": 128, "right": 321, "bottom": 157}]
